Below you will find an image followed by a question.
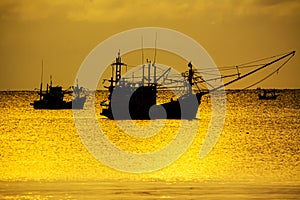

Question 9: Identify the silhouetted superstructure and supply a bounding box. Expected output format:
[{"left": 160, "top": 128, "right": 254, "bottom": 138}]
[
  {"left": 100, "top": 50, "right": 295, "bottom": 120},
  {"left": 100, "top": 51, "right": 207, "bottom": 119},
  {"left": 31, "top": 74, "right": 86, "bottom": 109}
]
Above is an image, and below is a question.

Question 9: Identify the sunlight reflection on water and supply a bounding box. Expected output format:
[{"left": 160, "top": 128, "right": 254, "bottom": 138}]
[{"left": 0, "top": 90, "right": 299, "bottom": 199}]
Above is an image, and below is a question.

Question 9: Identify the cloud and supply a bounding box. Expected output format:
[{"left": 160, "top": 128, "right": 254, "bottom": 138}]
[
  {"left": 0, "top": 0, "right": 299, "bottom": 23},
  {"left": 66, "top": 0, "right": 300, "bottom": 23},
  {"left": 0, "top": 0, "right": 66, "bottom": 21},
  {"left": 235, "top": 0, "right": 300, "bottom": 18},
  {"left": 252, "top": 0, "right": 298, "bottom": 6}
]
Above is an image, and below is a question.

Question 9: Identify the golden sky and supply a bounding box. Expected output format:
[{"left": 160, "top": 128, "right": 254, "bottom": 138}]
[{"left": 0, "top": 0, "right": 299, "bottom": 90}]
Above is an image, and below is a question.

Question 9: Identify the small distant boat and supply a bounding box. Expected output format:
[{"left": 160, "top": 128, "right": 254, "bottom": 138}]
[
  {"left": 258, "top": 88, "right": 278, "bottom": 100},
  {"left": 30, "top": 79, "right": 86, "bottom": 109},
  {"left": 30, "top": 61, "right": 86, "bottom": 109}
]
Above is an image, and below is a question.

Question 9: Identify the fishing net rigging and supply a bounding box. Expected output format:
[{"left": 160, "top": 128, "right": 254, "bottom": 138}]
[
  {"left": 242, "top": 53, "right": 295, "bottom": 90},
  {"left": 192, "top": 51, "right": 295, "bottom": 91},
  {"left": 105, "top": 51, "right": 295, "bottom": 93}
]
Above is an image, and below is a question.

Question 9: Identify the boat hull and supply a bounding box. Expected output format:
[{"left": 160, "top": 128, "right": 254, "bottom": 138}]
[
  {"left": 160, "top": 93, "right": 203, "bottom": 119},
  {"left": 101, "top": 92, "right": 204, "bottom": 120},
  {"left": 31, "top": 96, "right": 86, "bottom": 109},
  {"left": 258, "top": 94, "right": 278, "bottom": 100}
]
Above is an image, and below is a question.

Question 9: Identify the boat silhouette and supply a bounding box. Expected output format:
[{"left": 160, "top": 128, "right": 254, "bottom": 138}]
[
  {"left": 258, "top": 88, "right": 278, "bottom": 100},
  {"left": 100, "top": 50, "right": 295, "bottom": 120},
  {"left": 31, "top": 62, "right": 86, "bottom": 109},
  {"left": 31, "top": 79, "right": 86, "bottom": 110}
]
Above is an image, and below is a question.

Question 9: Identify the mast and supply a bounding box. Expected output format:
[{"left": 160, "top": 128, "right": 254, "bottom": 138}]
[
  {"left": 153, "top": 33, "right": 157, "bottom": 84},
  {"left": 142, "top": 64, "right": 145, "bottom": 86},
  {"left": 210, "top": 51, "right": 296, "bottom": 92},
  {"left": 154, "top": 32, "right": 157, "bottom": 64},
  {"left": 152, "top": 32, "right": 157, "bottom": 84},
  {"left": 153, "top": 63, "right": 157, "bottom": 84},
  {"left": 141, "top": 36, "right": 144, "bottom": 65},
  {"left": 39, "top": 60, "right": 43, "bottom": 100},
  {"left": 115, "top": 50, "right": 122, "bottom": 81},
  {"left": 188, "top": 62, "right": 194, "bottom": 94},
  {"left": 148, "top": 60, "right": 151, "bottom": 85},
  {"left": 110, "top": 50, "right": 127, "bottom": 87}
]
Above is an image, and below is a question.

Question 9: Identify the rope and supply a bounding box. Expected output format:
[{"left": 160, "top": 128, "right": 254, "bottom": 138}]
[
  {"left": 236, "top": 51, "right": 290, "bottom": 66},
  {"left": 242, "top": 55, "right": 294, "bottom": 89},
  {"left": 117, "top": 51, "right": 295, "bottom": 91}
]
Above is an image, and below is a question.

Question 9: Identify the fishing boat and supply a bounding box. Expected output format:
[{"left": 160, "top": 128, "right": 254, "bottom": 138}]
[
  {"left": 101, "top": 54, "right": 207, "bottom": 119},
  {"left": 100, "top": 50, "right": 295, "bottom": 119},
  {"left": 258, "top": 88, "right": 278, "bottom": 100},
  {"left": 31, "top": 72, "right": 86, "bottom": 109}
]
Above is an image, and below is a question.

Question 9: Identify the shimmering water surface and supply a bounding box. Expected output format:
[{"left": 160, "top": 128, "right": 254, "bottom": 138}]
[{"left": 0, "top": 90, "right": 299, "bottom": 199}]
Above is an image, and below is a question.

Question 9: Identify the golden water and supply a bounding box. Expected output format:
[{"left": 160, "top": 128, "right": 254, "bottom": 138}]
[{"left": 0, "top": 90, "right": 299, "bottom": 199}]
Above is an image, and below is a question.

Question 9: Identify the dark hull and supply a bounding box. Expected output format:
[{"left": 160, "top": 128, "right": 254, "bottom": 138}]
[
  {"left": 31, "top": 97, "right": 86, "bottom": 109},
  {"left": 101, "top": 92, "right": 204, "bottom": 120},
  {"left": 258, "top": 94, "right": 278, "bottom": 100},
  {"left": 160, "top": 92, "right": 203, "bottom": 119},
  {"left": 100, "top": 52, "right": 209, "bottom": 120}
]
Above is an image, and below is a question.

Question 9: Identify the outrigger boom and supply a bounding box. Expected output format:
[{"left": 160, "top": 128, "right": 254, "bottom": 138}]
[{"left": 209, "top": 51, "right": 296, "bottom": 92}]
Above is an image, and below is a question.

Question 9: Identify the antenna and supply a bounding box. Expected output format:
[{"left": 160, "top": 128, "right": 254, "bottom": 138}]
[
  {"left": 41, "top": 60, "right": 44, "bottom": 83},
  {"left": 39, "top": 60, "right": 44, "bottom": 100},
  {"left": 50, "top": 75, "right": 52, "bottom": 87},
  {"left": 153, "top": 32, "right": 157, "bottom": 64},
  {"left": 141, "top": 36, "right": 144, "bottom": 64}
]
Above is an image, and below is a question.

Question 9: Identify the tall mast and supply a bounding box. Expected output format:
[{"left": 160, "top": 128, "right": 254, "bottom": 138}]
[
  {"left": 153, "top": 32, "right": 157, "bottom": 64},
  {"left": 148, "top": 60, "right": 151, "bottom": 85},
  {"left": 153, "top": 63, "right": 157, "bottom": 84},
  {"left": 141, "top": 36, "right": 144, "bottom": 65},
  {"left": 110, "top": 50, "right": 127, "bottom": 86},
  {"left": 39, "top": 60, "right": 43, "bottom": 100},
  {"left": 141, "top": 37, "right": 145, "bottom": 86},
  {"left": 153, "top": 33, "right": 157, "bottom": 84},
  {"left": 142, "top": 64, "right": 145, "bottom": 85},
  {"left": 187, "top": 62, "right": 194, "bottom": 94}
]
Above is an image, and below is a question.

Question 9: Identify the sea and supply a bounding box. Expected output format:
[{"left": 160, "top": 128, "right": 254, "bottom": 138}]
[{"left": 0, "top": 90, "right": 299, "bottom": 199}]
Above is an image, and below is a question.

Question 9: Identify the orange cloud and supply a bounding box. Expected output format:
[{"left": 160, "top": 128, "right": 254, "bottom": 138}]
[{"left": 0, "top": 0, "right": 299, "bottom": 23}]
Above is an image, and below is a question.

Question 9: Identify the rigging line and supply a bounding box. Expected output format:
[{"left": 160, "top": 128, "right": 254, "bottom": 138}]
[
  {"left": 196, "top": 68, "right": 228, "bottom": 73},
  {"left": 126, "top": 63, "right": 167, "bottom": 71},
  {"left": 154, "top": 32, "right": 157, "bottom": 64},
  {"left": 194, "top": 76, "right": 215, "bottom": 90},
  {"left": 203, "top": 64, "right": 265, "bottom": 72},
  {"left": 194, "top": 64, "right": 265, "bottom": 73},
  {"left": 196, "top": 66, "right": 236, "bottom": 71},
  {"left": 217, "top": 65, "right": 258, "bottom": 69},
  {"left": 236, "top": 51, "right": 291, "bottom": 67},
  {"left": 196, "top": 62, "right": 271, "bottom": 72},
  {"left": 141, "top": 36, "right": 144, "bottom": 64},
  {"left": 197, "top": 68, "right": 243, "bottom": 75},
  {"left": 242, "top": 55, "right": 294, "bottom": 90},
  {"left": 210, "top": 51, "right": 295, "bottom": 92},
  {"left": 41, "top": 59, "right": 44, "bottom": 84},
  {"left": 234, "top": 64, "right": 265, "bottom": 69},
  {"left": 196, "top": 64, "right": 262, "bottom": 73},
  {"left": 218, "top": 65, "right": 263, "bottom": 73},
  {"left": 200, "top": 71, "right": 231, "bottom": 76}
]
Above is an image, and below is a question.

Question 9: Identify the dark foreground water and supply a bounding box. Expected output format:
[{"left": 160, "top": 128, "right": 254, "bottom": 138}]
[
  {"left": 1, "top": 181, "right": 299, "bottom": 199},
  {"left": 0, "top": 90, "right": 299, "bottom": 199}
]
